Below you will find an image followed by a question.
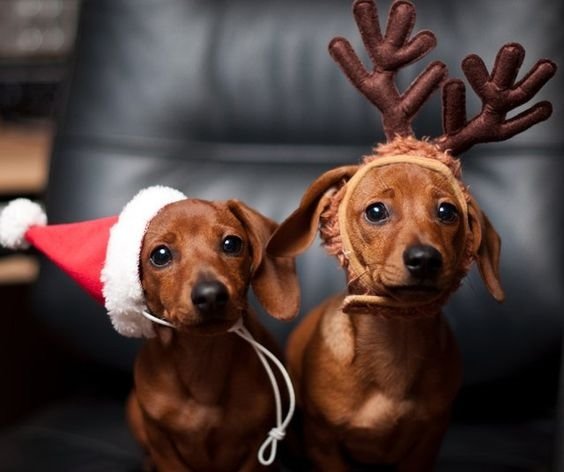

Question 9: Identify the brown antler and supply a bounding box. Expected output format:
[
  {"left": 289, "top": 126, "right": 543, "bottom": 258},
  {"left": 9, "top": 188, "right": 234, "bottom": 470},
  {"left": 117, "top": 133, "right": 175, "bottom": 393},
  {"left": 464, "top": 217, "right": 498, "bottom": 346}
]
[
  {"left": 329, "top": 0, "right": 447, "bottom": 140},
  {"left": 435, "top": 43, "right": 557, "bottom": 155}
]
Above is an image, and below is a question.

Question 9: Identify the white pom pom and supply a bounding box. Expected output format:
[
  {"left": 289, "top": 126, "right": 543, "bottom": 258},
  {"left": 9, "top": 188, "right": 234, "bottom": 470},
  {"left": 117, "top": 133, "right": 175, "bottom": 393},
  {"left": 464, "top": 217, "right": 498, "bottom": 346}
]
[{"left": 0, "top": 199, "right": 47, "bottom": 249}]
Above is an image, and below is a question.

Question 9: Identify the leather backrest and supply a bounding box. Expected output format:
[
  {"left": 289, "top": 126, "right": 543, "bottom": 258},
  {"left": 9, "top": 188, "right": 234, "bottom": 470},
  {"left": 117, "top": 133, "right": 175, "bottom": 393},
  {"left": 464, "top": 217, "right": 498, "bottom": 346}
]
[{"left": 35, "top": 0, "right": 563, "bottom": 396}]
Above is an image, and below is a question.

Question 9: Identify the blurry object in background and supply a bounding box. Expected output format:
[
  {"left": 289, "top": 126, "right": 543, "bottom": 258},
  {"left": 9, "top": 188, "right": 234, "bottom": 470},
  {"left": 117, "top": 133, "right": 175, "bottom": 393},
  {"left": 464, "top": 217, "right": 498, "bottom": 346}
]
[
  {"left": 0, "top": 0, "right": 79, "bottom": 121},
  {"left": 0, "top": 82, "right": 60, "bottom": 121},
  {"left": 0, "top": 253, "right": 38, "bottom": 283},
  {"left": 0, "top": 0, "right": 75, "bottom": 426},
  {"left": 0, "top": 124, "right": 52, "bottom": 196},
  {"left": 0, "top": 0, "right": 78, "bottom": 60},
  {"left": 0, "top": 1, "right": 77, "bottom": 281},
  {"left": 0, "top": 123, "right": 53, "bottom": 283}
]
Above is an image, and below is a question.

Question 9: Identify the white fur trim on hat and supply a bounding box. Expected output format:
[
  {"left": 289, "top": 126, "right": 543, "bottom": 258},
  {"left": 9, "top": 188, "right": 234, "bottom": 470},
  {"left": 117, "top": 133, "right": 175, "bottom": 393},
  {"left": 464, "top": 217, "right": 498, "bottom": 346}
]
[
  {"left": 101, "top": 186, "right": 186, "bottom": 338},
  {"left": 0, "top": 199, "right": 47, "bottom": 250}
]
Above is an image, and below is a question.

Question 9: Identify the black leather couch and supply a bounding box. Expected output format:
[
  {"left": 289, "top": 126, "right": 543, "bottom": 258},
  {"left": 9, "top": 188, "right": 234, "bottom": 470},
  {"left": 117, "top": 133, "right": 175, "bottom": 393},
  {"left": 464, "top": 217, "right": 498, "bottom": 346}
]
[{"left": 1, "top": 0, "right": 562, "bottom": 470}]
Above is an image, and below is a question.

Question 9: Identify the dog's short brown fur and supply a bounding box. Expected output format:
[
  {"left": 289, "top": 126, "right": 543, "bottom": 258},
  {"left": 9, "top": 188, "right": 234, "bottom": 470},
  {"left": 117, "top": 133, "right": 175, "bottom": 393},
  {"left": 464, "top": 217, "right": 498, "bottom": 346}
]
[
  {"left": 267, "top": 138, "right": 504, "bottom": 471},
  {"left": 263, "top": 0, "right": 559, "bottom": 465},
  {"left": 127, "top": 198, "right": 299, "bottom": 471}
]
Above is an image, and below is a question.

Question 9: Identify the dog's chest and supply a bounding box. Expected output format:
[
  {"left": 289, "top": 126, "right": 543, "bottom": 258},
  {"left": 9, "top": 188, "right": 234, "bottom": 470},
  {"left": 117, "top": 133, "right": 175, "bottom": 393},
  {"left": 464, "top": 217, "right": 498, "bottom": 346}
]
[
  {"left": 138, "top": 360, "right": 274, "bottom": 469},
  {"left": 350, "top": 391, "right": 416, "bottom": 429},
  {"left": 341, "top": 388, "right": 450, "bottom": 463},
  {"left": 140, "top": 362, "right": 273, "bottom": 435},
  {"left": 314, "top": 310, "right": 461, "bottom": 461},
  {"left": 347, "top": 384, "right": 452, "bottom": 432},
  {"left": 343, "top": 332, "right": 460, "bottom": 432},
  {"left": 161, "top": 398, "right": 271, "bottom": 471}
]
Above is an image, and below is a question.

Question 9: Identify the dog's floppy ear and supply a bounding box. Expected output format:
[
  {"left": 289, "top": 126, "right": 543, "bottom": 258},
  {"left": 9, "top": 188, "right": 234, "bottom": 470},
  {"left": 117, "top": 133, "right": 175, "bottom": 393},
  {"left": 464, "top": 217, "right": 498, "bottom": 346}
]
[
  {"left": 267, "top": 165, "right": 358, "bottom": 258},
  {"left": 228, "top": 200, "right": 300, "bottom": 320},
  {"left": 467, "top": 197, "right": 505, "bottom": 302}
]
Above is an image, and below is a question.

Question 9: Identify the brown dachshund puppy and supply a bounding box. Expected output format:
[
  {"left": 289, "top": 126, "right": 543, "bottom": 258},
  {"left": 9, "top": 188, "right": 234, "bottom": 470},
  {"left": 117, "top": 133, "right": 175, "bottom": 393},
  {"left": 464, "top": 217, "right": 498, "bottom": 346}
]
[
  {"left": 268, "top": 139, "right": 503, "bottom": 471},
  {"left": 267, "top": 0, "right": 555, "bottom": 470},
  {"left": 127, "top": 198, "right": 299, "bottom": 471}
]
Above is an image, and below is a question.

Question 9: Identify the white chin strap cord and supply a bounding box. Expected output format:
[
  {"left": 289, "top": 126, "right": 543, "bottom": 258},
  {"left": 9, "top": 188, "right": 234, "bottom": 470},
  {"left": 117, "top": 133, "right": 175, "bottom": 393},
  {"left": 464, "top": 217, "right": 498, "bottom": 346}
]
[
  {"left": 229, "top": 318, "right": 296, "bottom": 466},
  {"left": 141, "top": 311, "right": 295, "bottom": 467},
  {"left": 141, "top": 310, "right": 176, "bottom": 328}
]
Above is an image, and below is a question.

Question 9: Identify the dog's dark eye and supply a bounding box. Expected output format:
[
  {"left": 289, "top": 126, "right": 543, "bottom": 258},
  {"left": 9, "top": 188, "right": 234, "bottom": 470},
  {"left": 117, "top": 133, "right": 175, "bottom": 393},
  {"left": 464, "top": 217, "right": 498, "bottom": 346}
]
[
  {"left": 365, "top": 202, "right": 390, "bottom": 224},
  {"left": 150, "top": 245, "right": 173, "bottom": 267},
  {"left": 437, "top": 202, "right": 459, "bottom": 223},
  {"left": 222, "top": 235, "right": 243, "bottom": 255}
]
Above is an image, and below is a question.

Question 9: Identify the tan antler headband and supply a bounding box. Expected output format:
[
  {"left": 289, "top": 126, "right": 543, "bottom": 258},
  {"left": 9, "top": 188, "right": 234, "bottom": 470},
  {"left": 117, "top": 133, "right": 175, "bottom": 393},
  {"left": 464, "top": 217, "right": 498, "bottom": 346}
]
[{"left": 338, "top": 154, "right": 470, "bottom": 311}]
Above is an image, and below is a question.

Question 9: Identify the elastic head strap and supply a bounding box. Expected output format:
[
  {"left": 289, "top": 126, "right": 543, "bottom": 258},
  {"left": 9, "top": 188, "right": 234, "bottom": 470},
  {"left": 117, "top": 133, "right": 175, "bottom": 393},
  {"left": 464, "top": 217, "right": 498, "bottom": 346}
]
[{"left": 337, "top": 154, "right": 469, "bottom": 309}]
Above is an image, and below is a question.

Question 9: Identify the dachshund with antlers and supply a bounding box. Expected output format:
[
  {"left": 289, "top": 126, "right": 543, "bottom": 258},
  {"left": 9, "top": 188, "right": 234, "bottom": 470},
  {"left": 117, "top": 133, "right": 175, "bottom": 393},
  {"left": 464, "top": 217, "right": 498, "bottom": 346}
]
[{"left": 267, "top": 0, "right": 556, "bottom": 470}]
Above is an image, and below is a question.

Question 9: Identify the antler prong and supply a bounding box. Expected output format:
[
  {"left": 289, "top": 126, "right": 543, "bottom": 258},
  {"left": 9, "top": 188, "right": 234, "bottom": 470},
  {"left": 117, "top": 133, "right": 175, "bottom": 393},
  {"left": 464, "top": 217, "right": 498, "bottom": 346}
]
[
  {"left": 512, "top": 59, "right": 558, "bottom": 104},
  {"left": 384, "top": 1, "right": 417, "bottom": 49},
  {"left": 435, "top": 43, "right": 557, "bottom": 155},
  {"left": 353, "top": 0, "right": 383, "bottom": 62},
  {"left": 461, "top": 54, "right": 490, "bottom": 96},
  {"left": 402, "top": 61, "right": 449, "bottom": 118},
  {"left": 496, "top": 101, "right": 553, "bottom": 140},
  {"left": 441, "top": 79, "right": 467, "bottom": 135},
  {"left": 330, "top": 0, "right": 446, "bottom": 140},
  {"left": 395, "top": 31, "right": 437, "bottom": 67},
  {"left": 490, "top": 43, "right": 525, "bottom": 88},
  {"left": 329, "top": 37, "right": 371, "bottom": 85}
]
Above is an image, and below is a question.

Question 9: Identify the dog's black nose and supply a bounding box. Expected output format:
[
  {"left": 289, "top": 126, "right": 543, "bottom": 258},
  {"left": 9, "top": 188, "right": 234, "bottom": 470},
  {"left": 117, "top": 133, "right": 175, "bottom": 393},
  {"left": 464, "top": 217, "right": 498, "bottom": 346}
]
[
  {"left": 403, "top": 245, "right": 443, "bottom": 278},
  {"left": 191, "top": 281, "right": 229, "bottom": 314}
]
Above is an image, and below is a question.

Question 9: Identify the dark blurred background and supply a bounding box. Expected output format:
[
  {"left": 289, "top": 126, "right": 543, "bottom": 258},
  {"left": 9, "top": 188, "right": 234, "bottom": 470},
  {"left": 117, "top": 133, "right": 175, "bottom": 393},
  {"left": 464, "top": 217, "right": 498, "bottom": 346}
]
[
  {"left": 0, "top": 0, "right": 562, "bottom": 470},
  {"left": 0, "top": 0, "right": 79, "bottom": 427}
]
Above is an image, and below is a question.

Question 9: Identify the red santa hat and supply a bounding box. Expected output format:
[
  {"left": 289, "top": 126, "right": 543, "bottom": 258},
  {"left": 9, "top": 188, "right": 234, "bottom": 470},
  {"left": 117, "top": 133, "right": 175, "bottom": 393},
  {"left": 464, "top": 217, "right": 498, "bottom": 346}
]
[{"left": 0, "top": 186, "right": 186, "bottom": 338}]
